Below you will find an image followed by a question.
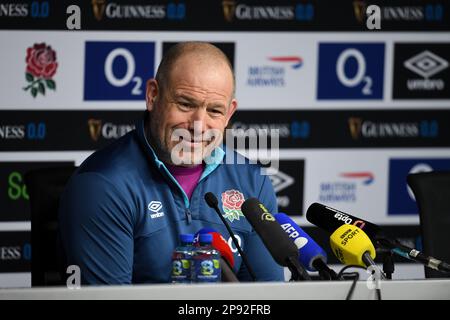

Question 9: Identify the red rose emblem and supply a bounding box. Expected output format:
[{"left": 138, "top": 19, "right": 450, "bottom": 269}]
[
  {"left": 23, "top": 43, "right": 58, "bottom": 98},
  {"left": 221, "top": 190, "right": 245, "bottom": 222},
  {"left": 222, "top": 190, "right": 245, "bottom": 210},
  {"left": 26, "top": 43, "right": 58, "bottom": 79}
]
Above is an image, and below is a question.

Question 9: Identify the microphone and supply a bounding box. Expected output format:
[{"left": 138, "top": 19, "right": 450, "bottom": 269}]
[
  {"left": 204, "top": 192, "right": 256, "bottom": 281},
  {"left": 329, "top": 224, "right": 377, "bottom": 267},
  {"left": 241, "top": 198, "right": 311, "bottom": 281},
  {"left": 379, "top": 239, "right": 450, "bottom": 274},
  {"left": 195, "top": 228, "right": 239, "bottom": 282},
  {"left": 306, "top": 202, "right": 383, "bottom": 240},
  {"left": 329, "top": 224, "right": 386, "bottom": 279},
  {"left": 275, "top": 213, "right": 339, "bottom": 280},
  {"left": 306, "top": 202, "right": 450, "bottom": 273}
]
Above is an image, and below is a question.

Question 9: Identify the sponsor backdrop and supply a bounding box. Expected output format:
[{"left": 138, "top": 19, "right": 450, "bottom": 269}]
[{"left": 1, "top": 0, "right": 449, "bottom": 286}]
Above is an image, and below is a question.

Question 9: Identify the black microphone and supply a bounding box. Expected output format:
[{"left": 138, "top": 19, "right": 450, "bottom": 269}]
[
  {"left": 306, "top": 203, "right": 383, "bottom": 240},
  {"left": 306, "top": 202, "right": 450, "bottom": 274},
  {"left": 204, "top": 192, "right": 256, "bottom": 281},
  {"left": 241, "top": 198, "right": 311, "bottom": 281}
]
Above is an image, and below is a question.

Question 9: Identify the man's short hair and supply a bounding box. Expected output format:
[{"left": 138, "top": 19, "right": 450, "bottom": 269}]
[{"left": 155, "top": 42, "right": 235, "bottom": 97}]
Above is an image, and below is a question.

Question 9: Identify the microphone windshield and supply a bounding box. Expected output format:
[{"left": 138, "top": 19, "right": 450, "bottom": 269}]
[
  {"left": 306, "top": 202, "right": 383, "bottom": 241},
  {"left": 275, "top": 213, "right": 327, "bottom": 271},
  {"left": 329, "top": 224, "right": 376, "bottom": 267},
  {"left": 241, "top": 198, "right": 299, "bottom": 266},
  {"left": 204, "top": 192, "right": 219, "bottom": 208}
]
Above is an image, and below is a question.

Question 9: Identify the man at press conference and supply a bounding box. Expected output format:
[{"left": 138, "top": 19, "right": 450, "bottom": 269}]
[{"left": 58, "top": 41, "right": 284, "bottom": 284}]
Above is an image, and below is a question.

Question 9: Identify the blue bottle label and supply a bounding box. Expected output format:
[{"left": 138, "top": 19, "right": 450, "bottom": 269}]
[
  {"left": 193, "top": 254, "right": 221, "bottom": 282},
  {"left": 171, "top": 252, "right": 191, "bottom": 282}
]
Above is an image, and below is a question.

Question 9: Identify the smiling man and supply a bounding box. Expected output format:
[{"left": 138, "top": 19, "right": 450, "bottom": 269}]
[
  {"left": 59, "top": 42, "right": 284, "bottom": 284},
  {"left": 146, "top": 42, "right": 236, "bottom": 167}
]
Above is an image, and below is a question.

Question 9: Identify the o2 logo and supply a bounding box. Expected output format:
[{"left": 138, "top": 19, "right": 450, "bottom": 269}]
[
  {"left": 104, "top": 48, "right": 143, "bottom": 95},
  {"left": 317, "top": 43, "right": 384, "bottom": 100},
  {"left": 84, "top": 42, "right": 155, "bottom": 101},
  {"left": 336, "top": 49, "right": 373, "bottom": 95}
]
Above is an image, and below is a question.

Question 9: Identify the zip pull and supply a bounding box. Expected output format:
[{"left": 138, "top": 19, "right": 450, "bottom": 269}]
[{"left": 185, "top": 209, "right": 192, "bottom": 224}]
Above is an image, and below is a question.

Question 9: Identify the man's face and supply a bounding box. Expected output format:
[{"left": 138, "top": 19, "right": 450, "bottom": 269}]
[{"left": 146, "top": 54, "right": 237, "bottom": 166}]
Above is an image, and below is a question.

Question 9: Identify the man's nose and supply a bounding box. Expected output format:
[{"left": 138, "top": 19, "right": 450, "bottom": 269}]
[
  {"left": 190, "top": 107, "right": 208, "bottom": 122},
  {"left": 189, "top": 109, "right": 208, "bottom": 132}
]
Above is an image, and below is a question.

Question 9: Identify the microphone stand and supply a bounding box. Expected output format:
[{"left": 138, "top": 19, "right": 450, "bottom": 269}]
[
  {"left": 286, "top": 256, "right": 312, "bottom": 281},
  {"left": 381, "top": 249, "right": 394, "bottom": 280},
  {"left": 375, "top": 245, "right": 394, "bottom": 279},
  {"left": 205, "top": 193, "right": 257, "bottom": 281},
  {"left": 362, "top": 252, "right": 387, "bottom": 280},
  {"left": 312, "top": 259, "right": 339, "bottom": 280},
  {"left": 377, "top": 237, "right": 450, "bottom": 274}
]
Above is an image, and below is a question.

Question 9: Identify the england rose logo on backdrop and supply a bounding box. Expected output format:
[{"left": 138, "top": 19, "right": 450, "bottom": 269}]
[
  {"left": 23, "top": 43, "right": 58, "bottom": 98},
  {"left": 221, "top": 189, "right": 245, "bottom": 222}
]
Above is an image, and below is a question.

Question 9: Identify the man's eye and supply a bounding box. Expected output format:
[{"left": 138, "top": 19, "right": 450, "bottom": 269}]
[
  {"left": 210, "top": 109, "right": 223, "bottom": 115},
  {"left": 179, "top": 102, "right": 191, "bottom": 108}
]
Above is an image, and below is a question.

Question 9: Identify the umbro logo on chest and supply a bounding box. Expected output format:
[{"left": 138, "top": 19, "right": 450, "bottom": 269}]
[{"left": 148, "top": 200, "right": 165, "bottom": 219}]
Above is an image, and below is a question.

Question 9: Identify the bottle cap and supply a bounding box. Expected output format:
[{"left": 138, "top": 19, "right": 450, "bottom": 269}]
[
  {"left": 180, "top": 234, "right": 194, "bottom": 244},
  {"left": 199, "top": 233, "right": 212, "bottom": 244}
]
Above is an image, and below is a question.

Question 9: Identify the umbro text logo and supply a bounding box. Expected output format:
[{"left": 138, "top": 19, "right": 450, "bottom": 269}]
[{"left": 148, "top": 200, "right": 165, "bottom": 219}]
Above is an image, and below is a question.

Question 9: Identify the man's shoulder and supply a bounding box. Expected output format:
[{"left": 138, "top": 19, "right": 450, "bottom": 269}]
[
  {"left": 210, "top": 148, "right": 273, "bottom": 196},
  {"left": 76, "top": 130, "right": 144, "bottom": 182},
  {"left": 221, "top": 148, "right": 268, "bottom": 176}
]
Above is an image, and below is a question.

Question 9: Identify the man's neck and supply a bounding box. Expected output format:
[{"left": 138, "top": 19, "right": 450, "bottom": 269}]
[{"left": 144, "top": 115, "right": 171, "bottom": 164}]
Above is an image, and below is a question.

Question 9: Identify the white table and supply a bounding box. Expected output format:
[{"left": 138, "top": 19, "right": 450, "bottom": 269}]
[{"left": 1, "top": 279, "right": 449, "bottom": 300}]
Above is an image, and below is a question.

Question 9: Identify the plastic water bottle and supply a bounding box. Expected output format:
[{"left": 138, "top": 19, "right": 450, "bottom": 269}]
[
  {"left": 171, "top": 234, "right": 195, "bottom": 283},
  {"left": 192, "top": 233, "right": 221, "bottom": 283}
]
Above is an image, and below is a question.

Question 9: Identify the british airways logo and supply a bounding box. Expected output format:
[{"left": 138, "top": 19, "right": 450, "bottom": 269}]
[
  {"left": 319, "top": 171, "right": 375, "bottom": 203},
  {"left": 340, "top": 172, "right": 374, "bottom": 185},
  {"left": 268, "top": 56, "right": 303, "bottom": 69},
  {"left": 247, "top": 55, "right": 304, "bottom": 87}
]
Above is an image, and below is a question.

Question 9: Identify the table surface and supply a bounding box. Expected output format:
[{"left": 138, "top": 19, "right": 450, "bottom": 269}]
[{"left": 1, "top": 279, "right": 450, "bottom": 300}]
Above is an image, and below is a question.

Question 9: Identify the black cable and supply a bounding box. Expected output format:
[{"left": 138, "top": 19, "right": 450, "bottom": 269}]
[
  {"left": 376, "top": 288, "right": 382, "bottom": 300},
  {"left": 336, "top": 265, "right": 367, "bottom": 300},
  {"left": 343, "top": 272, "right": 359, "bottom": 300},
  {"left": 337, "top": 264, "right": 367, "bottom": 280},
  {"left": 338, "top": 265, "right": 384, "bottom": 300}
]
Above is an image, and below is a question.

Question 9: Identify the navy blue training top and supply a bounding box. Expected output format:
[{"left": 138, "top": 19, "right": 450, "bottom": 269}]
[{"left": 58, "top": 113, "right": 284, "bottom": 284}]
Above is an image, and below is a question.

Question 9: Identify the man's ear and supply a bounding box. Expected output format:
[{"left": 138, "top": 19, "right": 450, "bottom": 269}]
[
  {"left": 225, "top": 99, "right": 238, "bottom": 127},
  {"left": 146, "top": 79, "right": 159, "bottom": 112}
]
